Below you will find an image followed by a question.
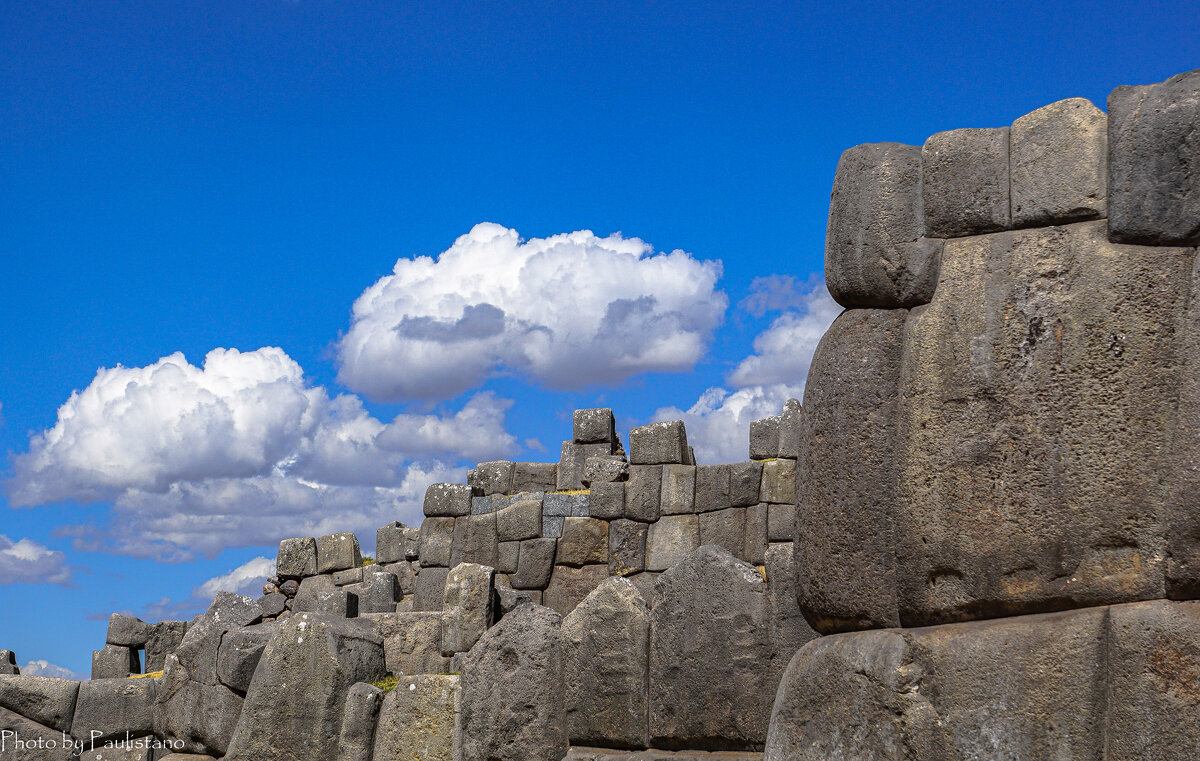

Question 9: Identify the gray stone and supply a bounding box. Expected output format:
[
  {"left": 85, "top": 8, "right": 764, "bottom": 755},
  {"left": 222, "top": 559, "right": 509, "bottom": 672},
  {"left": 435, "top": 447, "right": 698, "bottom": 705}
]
[
  {"left": 629, "top": 420, "right": 690, "bottom": 465},
  {"left": 543, "top": 491, "right": 590, "bottom": 517},
  {"left": 497, "top": 541, "right": 521, "bottom": 574},
  {"left": 543, "top": 515, "right": 565, "bottom": 538},
  {"left": 259, "top": 592, "right": 287, "bottom": 617},
  {"left": 154, "top": 654, "right": 243, "bottom": 757},
  {"left": 372, "top": 611, "right": 449, "bottom": 675},
  {"left": 375, "top": 521, "right": 406, "bottom": 563},
  {"left": 78, "top": 746, "right": 152, "bottom": 761},
  {"left": 92, "top": 644, "right": 139, "bottom": 679},
  {"left": 624, "top": 465, "right": 662, "bottom": 522},
  {"left": 698, "top": 508, "right": 746, "bottom": 559},
  {"left": 729, "top": 461, "right": 762, "bottom": 508},
  {"left": 777, "top": 398, "right": 803, "bottom": 459},
  {"left": 462, "top": 513, "right": 498, "bottom": 568},
  {"left": 107, "top": 613, "right": 154, "bottom": 647},
  {"left": 314, "top": 588, "right": 359, "bottom": 618},
  {"left": 759, "top": 459, "right": 795, "bottom": 504},
  {"left": 423, "top": 482, "right": 473, "bottom": 517},
  {"left": 543, "top": 565, "right": 610, "bottom": 617},
  {"left": 744, "top": 503, "right": 768, "bottom": 565},
  {"left": 609, "top": 519, "right": 648, "bottom": 577},
  {"left": 71, "top": 678, "right": 156, "bottom": 744},
  {"left": 292, "top": 572, "right": 336, "bottom": 613},
  {"left": 659, "top": 464, "right": 695, "bottom": 515},
  {"left": 583, "top": 455, "right": 629, "bottom": 487},
  {"left": 767, "top": 504, "right": 795, "bottom": 542},
  {"left": 216, "top": 624, "right": 275, "bottom": 693},
  {"left": 207, "top": 591, "right": 263, "bottom": 628},
  {"left": 0, "top": 674, "right": 78, "bottom": 732},
  {"left": 0, "top": 651, "right": 15, "bottom": 675},
  {"left": 626, "top": 572, "right": 661, "bottom": 606},
  {"left": 694, "top": 464, "right": 730, "bottom": 513},
  {"left": 278, "top": 579, "right": 299, "bottom": 596},
  {"left": 563, "top": 578, "right": 649, "bottom": 749},
  {"left": 650, "top": 546, "right": 771, "bottom": 749},
  {"left": 460, "top": 604, "right": 567, "bottom": 761},
  {"left": 402, "top": 527, "right": 421, "bottom": 560},
  {"left": 0, "top": 705, "right": 76, "bottom": 759},
  {"left": 646, "top": 515, "right": 700, "bottom": 572},
  {"left": 334, "top": 681, "right": 382, "bottom": 761},
  {"left": 333, "top": 566, "right": 364, "bottom": 586},
  {"left": 495, "top": 498, "right": 542, "bottom": 542},
  {"left": 1169, "top": 254, "right": 1200, "bottom": 599},
  {"left": 922, "top": 127, "right": 1011, "bottom": 237},
  {"left": 317, "top": 532, "right": 362, "bottom": 574},
  {"left": 373, "top": 675, "right": 460, "bottom": 761},
  {"left": 224, "top": 613, "right": 385, "bottom": 761},
  {"left": 748, "top": 417, "right": 780, "bottom": 460},
  {"left": 763, "top": 543, "right": 819, "bottom": 691},
  {"left": 414, "top": 567, "right": 450, "bottom": 612},
  {"left": 276, "top": 536, "right": 317, "bottom": 579},
  {"left": 441, "top": 563, "right": 495, "bottom": 656},
  {"left": 145, "top": 621, "right": 188, "bottom": 674},
  {"left": 589, "top": 480, "right": 625, "bottom": 520},
  {"left": 469, "top": 460, "right": 516, "bottom": 495},
  {"left": 513, "top": 538, "right": 557, "bottom": 590},
  {"left": 557, "top": 517, "right": 610, "bottom": 567},
  {"left": 574, "top": 408, "right": 617, "bottom": 444},
  {"left": 449, "top": 516, "right": 468, "bottom": 566},
  {"left": 419, "top": 516, "right": 455, "bottom": 568},
  {"left": 513, "top": 462, "right": 558, "bottom": 493},
  {"left": 559, "top": 442, "right": 614, "bottom": 490},
  {"left": 1011, "top": 97, "right": 1107, "bottom": 227},
  {"left": 1109, "top": 69, "right": 1200, "bottom": 246},
  {"left": 494, "top": 582, "right": 536, "bottom": 615},
  {"left": 348, "top": 571, "right": 399, "bottom": 615}
]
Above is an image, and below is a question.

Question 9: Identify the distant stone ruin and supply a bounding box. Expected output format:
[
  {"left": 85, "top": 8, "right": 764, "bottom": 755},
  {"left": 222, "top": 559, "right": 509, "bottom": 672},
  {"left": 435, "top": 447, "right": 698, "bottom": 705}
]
[{"left": 0, "top": 67, "right": 1197, "bottom": 761}]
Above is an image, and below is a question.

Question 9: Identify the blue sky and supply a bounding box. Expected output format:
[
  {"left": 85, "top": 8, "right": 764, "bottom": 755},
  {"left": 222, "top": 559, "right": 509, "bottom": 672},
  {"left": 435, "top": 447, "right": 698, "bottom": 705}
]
[{"left": 0, "top": 0, "right": 1195, "bottom": 678}]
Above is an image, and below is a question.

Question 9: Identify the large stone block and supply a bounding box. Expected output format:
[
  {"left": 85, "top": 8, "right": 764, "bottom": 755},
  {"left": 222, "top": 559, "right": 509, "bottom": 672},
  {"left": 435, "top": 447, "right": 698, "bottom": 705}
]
[
  {"left": 693, "top": 464, "right": 730, "bottom": 513},
  {"left": 1011, "top": 97, "right": 1107, "bottom": 227},
  {"left": 316, "top": 532, "right": 362, "bottom": 574},
  {"left": 375, "top": 521, "right": 407, "bottom": 564},
  {"left": 469, "top": 461, "right": 516, "bottom": 495},
  {"left": 347, "top": 570, "right": 399, "bottom": 615},
  {"left": 777, "top": 397, "right": 803, "bottom": 459},
  {"left": 413, "top": 567, "right": 450, "bottom": 612},
  {"left": 650, "top": 546, "right": 771, "bottom": 750},
  {"left": 629, "top": 421, "right": 690, "bottom": 465},
  {"left": 748, "top": 416, "right": 780, "bottom": 460},
  {"left": 659, "top": 464, "right": 695, "bottom": 515},
  {"left": 589, "top": 480, "right": 625, "bottom": 520},
  {"left": 543, "top": 565, "right": 609, "bottom": 617},
  {"left": 441, "top": 563, "right": 495, "bottom": 656},
  {"left": 759, "top": 459, "right": 795, "bottom": 504},
  {"left": 216, "top": 624, "right": 276, "bottom": 694},
  {"left": 558, "top": 442, "right": 614, "bottom": 490},
  {"left": 291, "top": 573, "right": 336, "bottom": 613},
  {"left": 698, "top": 508, "right": 746, "bottom": 559},
  {"left": 609, "top": 519, "right": 648, "bottom": 577},
  {"left": 335, "top": 681, "right": 382, "bottom": 761},
  {"left": 419, "top": 517, "right": 455, "bottom": 568},
  {"left": 0, "top": 674, "right": 79, "bottom": 732},
  {"left": 646, "top": 514, "right": 699, "bottom": 572},
  {"left": 107, "top": 612, "right": 153, "bottom": 647},
  {"left": 154, "top": 655, "right": 244, "bottom": 757},
  {"left": 71, "top": 678, "right": 156, "bottom": 744},
  {"left": 744, "top": 503, "right": 768, "bottom": 566},
  {"left": 0, "top": 651, "right": 15, "bottom": 675},
  {"left": 1168, "top": 253, "right": 1200, "bottom": 598},
  {"left": 825, "top": 142, "right": 942, "bottom": 308},
  {"left": 563, "top": 578, "right": 650, "bottom": 749},
  {"left": 461, "top": 513, "right": 498, "bottom": 568},
  {"left": 373, "top": 674, "right": 460, "bottom": 761},
  {"left": 372, "top": 611, "right": 449, "bottom": 676},
  {"left": 624, "top": 465, "right": 662, "bottom": 522},
  {"left": 276, "top": 536, "right": 317, "bottom": 579},
  {"left": 557, "top": 517, "right": 610, "bottom": 567},
  {"left": 423, "top": 482, "right": 473, "bottom": 517},
  {"left": 495, "top": 498, "right": 542, "bottom": 542},
  {"left": 574, "top": 408, "right": 618, "bottom": 444},
  {"left": 543, "top": 492, "right": 590, "bottom": 517},
  {"left": 582, "top": 455, "right": 629, "bottom": 486},
  {"left": 92, "top": 644, "right": 139, "bottom": 679},
  {"left": 513, "top": 538, "right": 557, "bottom": 590},
  {"left": 729, "top": 461, "right": 762, "bottom": 508},
  {"left": 145, "top": 621, "right": 187, "bottom": 673},
  {"left": 895, "top": 222, "right": 1191, "bottom": 626},
  {"left": 767, "top": 504, "right": 795, "bottom": 542},
  {"left": 922, "top": 127, "right": 1011, "bottom": 237},
  {"left": 497, "top": 541, "right": 520, "bottom": 574},
  {"left": 0, "top": 706, "right": 75, "bottom": 761},
  {"left": 1108, "top": 69, "right": 1200, "bottom": 246},
  {"left": 460, "top": 604, "right": 567, "bottom": 761},
  {"left": 513, "top": 461, "right": 558, "bottom": 493},
  {"left": 763, "top": 543, "right": 820, "bottom": 692}
]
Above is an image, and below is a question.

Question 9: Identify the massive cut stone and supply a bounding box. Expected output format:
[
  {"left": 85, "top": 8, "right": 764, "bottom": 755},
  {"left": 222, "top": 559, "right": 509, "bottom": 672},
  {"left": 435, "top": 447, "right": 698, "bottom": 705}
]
[
  {"left": 460, "top": 513, "right": 497, "bottom": 568},
  {"left": 777, "top": 398, "right": 803, "bottom": 459},
  {"left": 513, "top": 461, "right": 558, "bottom": 493},
  {"left": 469, "top": 461, "right": 516, "bottom": 495},
  {"left": 749, "top": 416, "right": 780, "bottom": 460},
  {"left": 1010, "top": 97, "right": 1107, "bottom": 227},
  {"left": 759, "top": 459, "right": 795, "bottom": 504},
  {"left": 347, "top": 570, "right": 399, "bottom": 615},
  {"left": 460, "top": 604, "right": 567, "bottom": 761},
  {"left": 795, "top": 308, "right": 906, "bottom": 633},
  {"left": 582, "top": 455, "right": 629, "bottom": 486},
  {"left": 589, "top": 481, "right": 625, "bottom": 520},
  {"left": 335, "top": 681, "right": 382, "bottom": 761},
  {"left": 563, "top": 578, "right": 650, "bottom": 749},
  {"left": 574, "top": 408, "right": 618, "bottom": 444},
  {"left": 371, "top": 612, "right": 449, "bottom": 675},
  {"left": 373, "top": 674, "right": 460, "bottom": 761},
  {"left": 495, "top": 498, "right": 542, "bottom": 542},
  {"left": 276, "top": 536, "right": 317, "bottom": 579},
  {"left": 413, "top": 567, "right": 450, "bottom": 612},
  {"left": 608, "top": 519, "right": 647, "bottom": 577},
  {"left": 224, "top": 613, "right": 385, "bottom": 761},
  {"left": 922, "top": 127, "right": 1011, "bottom": 237},
  {"left": 543, "top": 564, "right": 609, "bottom": 617},
  {"left": 0, "top": 674, "right": 79, "bottom": 732},
  {"left": 1169, "top": 253, "right": 1200, "bottom": 598},
  {"left": 629, "top": 421, "right": 690, "bottom": 465},
  {"left": 650, "top": 546, "right": 771, "bottom": 750},
  {"left": 419, "top": 517, "right": 455, "bottom": 568},
  {"left": 763, "top": 543, "right": 819, "bottom": 692},
  {"left": 559, "top": 442, "right": 616, "bottom": 490},
  {"left": 659, "top": 464, "right": 695, "bottom": 515},
  {"left": 317, "top": 532, "right": 362, "bottom": 574},
  {"left": 557, "top": 517, "right": 610, "bottom": 567},
  {"left": 107, "top": 612, "right": 154, "bottom": 647},
  {"left": 896, "top": 221, "right": 1191, "bottom": 626},
  {"left": 513, "top": 538, "right": 557, "bottom": 590},
  {"left": 624, "top": 465, "right": 662, "bottom": 522},
  {"left": 292, "top": 573, "right": 336, "bottom": 613},
  {"left": 698, "top": 507, "right": 745, "bottom": 559},
  {"left": 376, "top": 521, "right": 407, "bottom": 564},
  {"left": 729, "top": 461, "right": 762, "bottom": 508},
  {"left": 0, "top": 651, "right": 16, "bottom": 675},
  {"left": 1108, "top": 69, "right": 1200, "bottom": 246},
  {"left": 92, "top": 644, "right": 139, "bottom": 679},
  {"left": 0, "top": 706, "right": 75, "bottom": 761},
  {"left": 646, "top": 514, "right": 699, "bottom": 572},
  {"left": 694, "top": 464, "right": 730, "bottom": 513},
  {"left": 424, "top": 482, "right": 473, "bottom": 517},
  {"left": 216, "top": 623, "right": 276, "bottom": 693},
  {"left": 71, "top": 678, "right": 156, "bottom": 744},
  {"left": 441, "top": 563, "right": 495, "bottom": 656},
  {"left": 744, "top": 503, "right": 768, "bottom": 565},
  {"left": 825, "top": 142, "right": 941, "bottom": 308}
]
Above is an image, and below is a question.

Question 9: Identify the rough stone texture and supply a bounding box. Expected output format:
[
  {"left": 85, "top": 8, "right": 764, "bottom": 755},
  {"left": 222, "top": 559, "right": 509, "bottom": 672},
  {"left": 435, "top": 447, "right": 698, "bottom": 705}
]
[
  {"left": 659, "top": 464, "right": 695, "bottom": 515},
  {"left": 314, "top": 588, "right": 358, "bottom": 618},
  {"left": 589, "top": 480, "right": 626, "bottom": 520},
  {"left": 145, "top": 620, "right": 188, "bottom": 674},
  {"left": 216, "top": 624, "right": 275, "bottom": 693},
  {"left": 377, "top": 561, "right": 417, "bottom": 597},
  {"left": 646, "top": 514, "right": 699, "bottom": 572},
  {"left": 495, "top": 498, "right": 543, "bottom": 542},
  {"left": 154, "top": 652, "right": 244, "bottom": 757},
  {"left": 292, "top": 572, "right": 336, "bottom": 612},
  {"left": 376, "top": 521, "right": 406, "bottom": 563},
  {"left": 564, "top": 751, "right": 762, "bottom": 761},
  {"left": 766, "top": 505, "right": 794, "bottom": 543},
  {"left": 748, "top": 416, "right": 780, "bottom": 460},
  {"left": 698, "top": 508, "right": 746, "bottom": 559},
  {"left": 763, "top": 543, "right": 819, "bottom": 692},
  {"left": 469, "top": 460, "right": 516, "bottom": 495},
  {"left": 1109, "top": 69, "right": 1200, "bottom": 246},
  {"left": 629, "top": 421, "right": 690, "bottom": 465},
  {"left": 0, "top": 674, "right": 79, "bottom": 732},
  {"left": 896, "top": 222, "right": 1191, "bottom": 626},
  {"left": 694, "top": 464, "right": 730, "bottom": 513},
  {"left": 208, "top": 591, "right": 263, "bottom": 628},
  {"left": 1011, "top": 97, "right": 1107, "bottom": 227},
  {"left": 543, "top": 564, "right": 610, "bottom": 617},
  {"left": 609, "top": 519, "right": 648, "bottom": 577},
  {"left": 347, "top": 570, "right": 399, "bottom": 615},
  {"left": 795, "top": 308, "right": 907, "bottom": 633},
  {"left": 583, "top": 455, "right": 629, "bottom": 486},
  {"left": 744, "top": 503, "right": 768, "bottom": 566},
  {"left": 92, "top": 644, "right": 139, "bottom": 679},
  {"left": 513, "top": 538, "right": 557, "bottom": 590},
  {"left": 225, "top": 613, "right": 385, "bottom": 761},
  {"left": 557, "top": 517, "right": 610, "bottom": 567},
  {"left": 107, "top": 613, "right": 154, "bottom": 647},
  {"left": 728, "top": 461, "right": 761, "bottom": 508},
  {"left": 373, "top": 674, "right": 460, "bottom": 761},
  {"left": 1168, "top": 253, "right": 1200, "bottom": 598},
  {"left": 441, "top": 563, "right": 495, "bottom": 656},
  {"left": 259, "top": 592, "right": 287, "bottom": 617},
  {"left": 371, "top": 611, "right": 449, "bottom": 676},
  {"left": 625, "top": 465, "right": 663, "bottom": 522},
  {"left": 922, "top": 127, "right": 1011, "bottom": 237},
  {"left": 559, "top": 442, "right": 615, "bottom": 490},
  {"left": 419, "top": 516, "right": 455, "bottom": 568},
  {"left": 403, "top": 527, "right": 422, "bottom": 560},
  {"left": 424, "top": 482, "right": 474, "bottom": 517},
  {"left": 71, "top": 678, "right": 156, "bottom": 743},
  {"left": 650, "top": 545, "right": 771, "bottom": 750},
  {"left": 824, "top": 141, "right": 942, "bottom": 308},
  {"left": 317, "top": 532, "right": 362, "bottom": 574},
  {"left": 0, "top": 705, "right": 75, "bottom": 761},
  {"left": 335, "top": 681, "right": 383, "bottom": 761},
  {"left": 513, "top": 461, "right": 558, "bottom": 493},
  {"left": 462, "top": 513, "right": 499, "bottom": 568},
  {"left": 497, "top": 540, "right": 520, "bottom": 574},
  {"left": 543, "top": 492, "right": 590, "bottom": 517},
  {"left": 758, "top": 459, "right": 795, "bottom": 505},
  {"left": 449, "top": 517, "right": 468, "bottom": 566},
  {"left": 563, "top": 578, "right": 650, "bottom": 749},
  {"left": 459, "top": 603, "right": 567, "bottom": 761},
  {"left": 0, "top": 651, "right": 16, "bottom": 675},
  {"left": 574, "top": 408, "right": 618, "bottom": 444},
  {"left": 777, "top": 398, "right": 803, "bottom": 460},
  {"left": 276, "top": 536, "right": 317, "bottom": 579},
  {"left": 333, "top": 566, "right": 364, "bottom": 586},
  {"left": 543, "top": 515, "right": 565, "bottom": 539},
  {"left": 413, "top": 567, "right": 450, "bottom": 612}
]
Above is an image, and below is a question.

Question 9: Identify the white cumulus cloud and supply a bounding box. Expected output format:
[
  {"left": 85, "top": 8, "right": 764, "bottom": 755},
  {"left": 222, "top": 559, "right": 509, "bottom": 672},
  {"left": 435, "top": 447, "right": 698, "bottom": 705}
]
[
  {"left": 20, "top": 659, "right": 84, "bottom": 681},
  {"left": 336, "top": 222, "right": 728, "bottom": 401},
  {"left": 0, "top": 535, "right": 72, "bottom": 586},
  {"left": 194, "top": 556, "right": 276, "bottom": 599},
  {"left": 653, "top": 384, "right": 802, "bottom": 465},
  {"left": 729, "top": 281, "right": 842, "bottom": 387}
]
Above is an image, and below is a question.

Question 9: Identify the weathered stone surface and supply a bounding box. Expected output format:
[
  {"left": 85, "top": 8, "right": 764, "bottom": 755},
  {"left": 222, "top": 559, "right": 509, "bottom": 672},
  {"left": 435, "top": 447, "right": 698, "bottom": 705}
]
[
  {"left": 317, "top": 532, "right": 362, "bottom": 574},
  {"left": 1169, "top": 254, "right": 1200, "bottom": 598},
  {"left": 557, "top": 517, "right": 610, "bottom": 567},
  {"left": 107, "top": 612, "right": 153, "bottom": 647},
  {"left": 559, "top": 442, "right": 614, "bottom": 490},
  {"left": 449, "top": 516, "right": 468, "bottom": 566},
  {"left": 625, "top": 465, "right": 662, "bottom": 522},
  {"left": 71, "top": 678, "right": 156, "bottom": 743},
  {"left": 413, "top": 567, "right": 450, "bottom": 612},
  {"left": 646, "top": 514, "right": 699, "bottom": 572},
  {"left": 0, "top": 706, "right": 75, "bottom": 761},
  {"left": 92, "top": 644, "right": 139, "bottom": 679},
  {"left": 1011, "top": 97, "right": 1107, "bottom": 227},
  {"left": 79, "top": 746, "right": 154, "bottom": 761},
  {"left": 441, "top": 563, "right": 495, "bottom": 656},
  {"left": 766, "top": 504, "right": 794, "bottom": 542},
  {"left": 589, "top": 480, "right": 625, "bottom": 520},
  {"left": 349, "top": 571, "right": 399, "bottom": 615},
  {"left": 543, "top": 492, "right": 590, "bottom": 517},
  {"left": 629, "top": 421, "right": 690, "bottom": 465},
  {"left": 609, "top": 519, "right": 648, "bottom": 577},
  {"left": 543, "top": 515, "right": 565, "bottom": 538},
  {"left": 574, "top": 408, "right": 617, "bottom": 444},
  {"left": 744, "top": 503, "right": 768, "bottom": 565},
  {"left": 922, "top": 127, "right": 1011, "bottom": 237},
  {"left": 292, "top": 572, "right": 336, "bottom": 612},
  {"left": 424, "top": 482, "right": 474, "bottom": 517},
  {"left": 375, "top": 521, "right": 406, "bottom": 563},
  {"left": 1109, "top": 69, "right": 1200, "bottom": 246},
  {"left": 333, "top": 566, "right": 364, "bottom": 586},
  {"left": 697, "top": 508, "right": 744, "bottom": 562},
  {"left": 497, "top": 540, "right": 520, "bottom": 574},
  {"left": 659, "top": 464, "right": 695, "bottom": 515},
  {"left": 216, "top": 624, "right": 275, "bottom": 694},
  {"left": 513, "top": 461, "right": 558, "bottom": 493},
  {"left": 795, "top": 308, "right": 906, "bottom": 633},
  {"left": 459, "top": 513, "right": 496, "bottom": 568},
  {"left": 748, "top": 417, "right": 780, "bottom": 460},
  {"left": 469, "top": 460, "right": 516, "bottom": 495},
  {"left": 419, "top": 516, "right": 455, "bottom": 568},
  {"left": 564, "top": 751, "right": 762, "bottom": 761},
  {"left": 0, "top": 651, "right": 16, "bottom": 675},
  {"left": 335, "top": 681, "right": 382, "bottom": 761},
  {"left": 377, "top": 560, "right": 417, "bottom": 598},
  {"left": 763, "top": 543, "right": 819, "bottom": 691},
  {"left": 208, "top": 591, "right": 263, "bottom": 628},
  {"left": 513, "top": 538, "right": 557, "bottom": 590},
  {"left": 496, "top": 498, "right": 542, "bottom": 542},
  {"left": 276, "top": 536, "right": 317, "bottom": 579},
  {"left": 896, "top": 222, "right": 1191, "bottom": 626},
  {"left": 650, "top": 545, "right": 771, "bottom": 749},
  {"left": 225, "top": 613, "right": 385, "bottom": 761},
  {"left": 259, "top": 592, "right": 287, "bottom": 617},
  {"left": 583, "top": 455, "right": 629, "bottom": 486},
  {"left": 543, "top": 564, "right": 610, "bottom": 617},
  {"left": 460, "top": 604, "right": 567, "bottom": 761},
  {"left": 154, "top": 655, "right": 244, "bottom": 757},
  {"left": 402, "top": 527, "right": 421, "bottom": 560},
  {"left": 318, "top": 588, "right": 359, "bottom": 617},
  {"left": 370, "top": 611, "right": 449, "bottom": 675},
  {"left": 758, "top": 459, "right": 794, "bottom": 505},
  {"left": 0, "top": 674, "right": 78, "bottom": 732},
  {"left": 563, "top": 578, "right": 650, "bottom": 749},
  {"left": 728, "top": 461, "right": 761, "bottom": 508},
  {"left": 373, "top": 674, "right": 460, "bottom": 761},
  {"left": 694, "top": 464, "right": 730, "bottom": 513},
  {"left": 777, "top": 398, "right": 803, "bottom": 460}
]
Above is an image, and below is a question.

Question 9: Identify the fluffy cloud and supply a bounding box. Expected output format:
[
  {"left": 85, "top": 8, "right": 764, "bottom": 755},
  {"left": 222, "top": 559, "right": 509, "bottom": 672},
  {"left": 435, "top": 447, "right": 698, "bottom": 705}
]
[
  {"left": 337, "top": 223, "right": 727, "bottom": 401},
  {"left": 194, "top": 556, "right": 276, "bottom": 599},
  {"left": 653, "top": 384, "right": 802, "bottom": 464},
  {"left": 729, "top": 281, "right": 841, "bottom": 387},
  {"left": 20, "top": 660, "right": 84, "bottom": 681},
  {"left": 0, "top": 535, "right": 72, "bottom": 586},
  {"left": 9, "top": 348, "right": 512, "bottom": 560}
]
